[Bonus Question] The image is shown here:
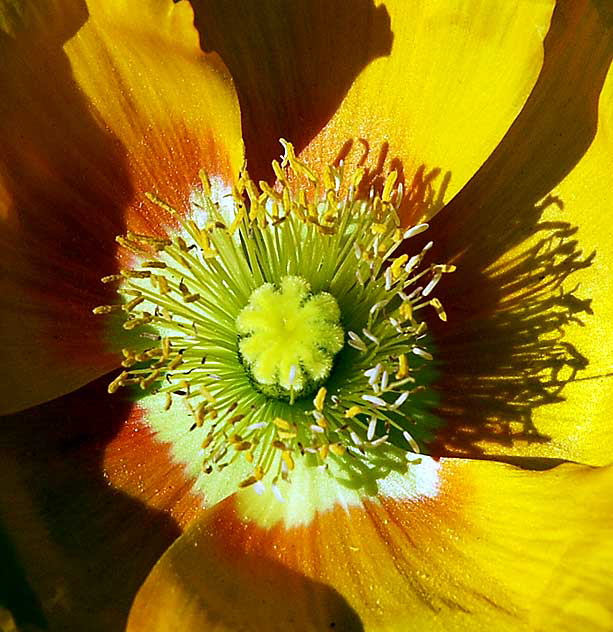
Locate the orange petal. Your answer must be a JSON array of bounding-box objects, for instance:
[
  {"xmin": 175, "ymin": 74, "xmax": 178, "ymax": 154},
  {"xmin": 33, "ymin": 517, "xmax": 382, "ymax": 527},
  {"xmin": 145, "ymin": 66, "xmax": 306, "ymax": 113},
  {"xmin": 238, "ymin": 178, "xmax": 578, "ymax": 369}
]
[
  {"xmin": 64, "ymin": 0, "xmax": 244, "ymax": 233},
  {"xmin": 102, "ymin": 396, "xmax": 203, "ymax": 531},
  {"xmin": 297, "ymin": 0, "xmax": 555, "ymax": 222},
  {"xmin": 128, "ymin": 459, "xmax": 613, "ymax": 631},
  {"xmin": 0, "ymin": 0, "xmax": 243, "ymax": 413},
  {"xmin": 428, "ymin": 1, "xmax": 613, "ymax": 465}
]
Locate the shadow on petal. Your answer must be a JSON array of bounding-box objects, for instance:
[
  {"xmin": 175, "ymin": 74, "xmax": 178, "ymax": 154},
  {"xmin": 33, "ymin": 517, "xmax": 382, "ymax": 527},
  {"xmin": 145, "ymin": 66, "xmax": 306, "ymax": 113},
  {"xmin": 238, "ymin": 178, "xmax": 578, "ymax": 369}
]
[
  {"xmin": 191, "ymin": 0, "xmax": 393, "ymax": 182},
  {"xmin": 0, "ymin": 1, "xmax": 134, "ymax": 413},
  {"xmin": 431, "ymin": 206, "xmax": 595, "ymax": 459},
  {"xmin": 128, "ymin": 496, "xmax": 364, "ymax": 632},
  {"xmin": 416, "ymin": 0, "xmax": 613, "ymax": 460},
  {"xmin": 0, "ymin": 376, "xmax": 184, "ymax": 632},
  {"xmin": 330, "ymin": 138, "xmax": 452, "ymax": 224}
]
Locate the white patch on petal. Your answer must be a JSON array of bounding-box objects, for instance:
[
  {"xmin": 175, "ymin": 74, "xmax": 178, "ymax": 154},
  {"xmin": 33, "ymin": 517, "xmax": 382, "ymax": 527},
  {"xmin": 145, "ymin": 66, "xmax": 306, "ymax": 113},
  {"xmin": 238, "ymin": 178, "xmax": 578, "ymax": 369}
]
[
  {"xmin": 140, "ymin": 386, "xmax": 441, "ymax": 529},
  {"xmin": 137, "ymin": 393, "xmax": 207, "ymax": 503},
  {"xmin": 140, "ymin": 392, "xmax": 258, "ymax": 508},
  {"xmin": 188, "ymin": 176, "xmax": 236, "ymax": 229},
  {"xmin": 378, "ymin": 456, "xmax": 441, "ymax": 500},
  {"xmin": 237, "ymin": 462, "xmax": 365, "ymax": 528},
  {"xmin": 237, "ymin": 455, "xmax": 441, "ymax": 529},
  {"xmin": 141, "ymin": 390, "xmax": 442, "ymax": 525}
]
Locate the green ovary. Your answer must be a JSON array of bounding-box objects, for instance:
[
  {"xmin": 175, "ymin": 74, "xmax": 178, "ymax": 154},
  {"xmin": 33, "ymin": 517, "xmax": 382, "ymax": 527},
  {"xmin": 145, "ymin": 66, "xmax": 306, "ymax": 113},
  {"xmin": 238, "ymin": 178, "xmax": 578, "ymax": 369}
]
[{"xmin": 236, "ymin": 276, "xmax": 344, "ymax": 399}]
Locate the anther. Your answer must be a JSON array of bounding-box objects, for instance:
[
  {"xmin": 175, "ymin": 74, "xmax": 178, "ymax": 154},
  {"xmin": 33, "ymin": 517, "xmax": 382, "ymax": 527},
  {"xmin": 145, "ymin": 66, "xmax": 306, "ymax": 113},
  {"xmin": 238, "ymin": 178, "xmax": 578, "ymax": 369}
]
[
  {"xmin": 402, "ymin": 430, "xmax": 421, "ymax": 453},
  {"xmin": 108, "ymin": 371, "xmax": 128, "ymax": 394},
  {"xmin": 412, "ymin": 347, "xmax": 433, "ymax": 361},
  {"xmin": 362, "ymin": 394, "xmax": 387, "ymax": 408},
  {"xmin": 92, "ymin": 304, "xmax": 123, "ymax": 314},
  {"xmin": 367, "ymin": 417, "xmax": 378, "ymax": 441},
  {"xmin": 101, "ymin": 274, "xmax": 123, "ymax": 284},
  {"xmin": 314, "ymin": 387, "xmax": 327, "ymax": 412},
  {"xmin": 403, "ymin": 223, "xmax": 429, "ymax": 239},
  {"xmin": 329, "ymin": 443, "xmax": 346, "ymax": 456},
  {"xmin": 121, "ymin": 269, "xmax": 151, "ymax": 279},
  {"xmin": 396, "ymin": 354, "xmax": 409, "ymax": 379},
  {"xmin": 124, "ymin": 296, "xmax": 145, "ymax": 311}
]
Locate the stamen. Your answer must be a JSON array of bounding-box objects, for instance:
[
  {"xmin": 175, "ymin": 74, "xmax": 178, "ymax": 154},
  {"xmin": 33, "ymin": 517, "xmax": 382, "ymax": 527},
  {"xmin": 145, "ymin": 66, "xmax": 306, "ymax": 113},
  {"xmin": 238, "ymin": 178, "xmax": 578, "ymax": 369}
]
[
  {"xmin": 96, "ymin": 139, "xmax": 452, "ymax": 493},
  {"xmin": 367, "ymin": 416, "xmax": 378, "ymax": 441},
  {"xmin": 314, "ymin": 387, "xmax": 327, "ymax": 412},
  {"xmin": 361, "ymin": 394, "xmax": 387, "ymax": 408}
]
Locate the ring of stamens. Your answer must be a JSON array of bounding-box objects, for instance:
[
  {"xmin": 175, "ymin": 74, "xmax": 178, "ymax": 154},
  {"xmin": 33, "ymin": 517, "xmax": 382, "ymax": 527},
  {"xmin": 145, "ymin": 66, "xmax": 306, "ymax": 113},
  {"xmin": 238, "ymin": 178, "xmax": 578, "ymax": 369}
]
[{"xmin": 95, "ymin": 139, "xmax": 454, "ymax": 491}]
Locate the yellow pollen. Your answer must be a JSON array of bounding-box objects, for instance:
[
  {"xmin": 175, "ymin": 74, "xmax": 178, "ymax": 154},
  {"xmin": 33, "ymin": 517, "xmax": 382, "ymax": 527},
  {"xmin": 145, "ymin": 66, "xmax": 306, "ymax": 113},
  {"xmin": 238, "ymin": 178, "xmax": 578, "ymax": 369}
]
[
  {"xmin": 396, "ymin": 354, "xmax": 410, "ymax": 380},
  {"xmin": 345, "ymin": 406, "xmax": 363, "ymax": 418},
  {"xmin": 390, "ymin": 254, "xmax": 409, "ymax": 279},
  {"xmin": 329, "ymin": 443, "xmax": 346, "ymax": 457},
  {"xmin": 282, "ymin": 450, "xmax": 295, "ymax": 471},
  {"xmin": 399, "ymin": 302, "xmax": 413, "ymax": 322},
  {"xmin": 273, "ymin": 417, "xmax": 292, "ymax": 430}
]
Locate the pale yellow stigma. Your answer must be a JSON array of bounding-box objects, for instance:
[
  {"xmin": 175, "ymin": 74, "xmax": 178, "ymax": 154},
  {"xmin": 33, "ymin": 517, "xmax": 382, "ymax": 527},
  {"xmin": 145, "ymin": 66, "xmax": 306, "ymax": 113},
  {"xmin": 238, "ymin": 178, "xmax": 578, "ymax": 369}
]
[{"xmin": 236, "ymin": 276, "xmax": 344, "ymax": 399}]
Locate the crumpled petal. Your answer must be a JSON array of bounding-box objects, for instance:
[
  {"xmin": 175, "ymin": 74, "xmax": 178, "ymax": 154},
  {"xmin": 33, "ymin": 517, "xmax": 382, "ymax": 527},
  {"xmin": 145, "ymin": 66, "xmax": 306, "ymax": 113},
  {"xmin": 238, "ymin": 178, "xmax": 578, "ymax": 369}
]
[{"xmin": 127, "ymin": 458, "xmax": 613, "ymax": 631}]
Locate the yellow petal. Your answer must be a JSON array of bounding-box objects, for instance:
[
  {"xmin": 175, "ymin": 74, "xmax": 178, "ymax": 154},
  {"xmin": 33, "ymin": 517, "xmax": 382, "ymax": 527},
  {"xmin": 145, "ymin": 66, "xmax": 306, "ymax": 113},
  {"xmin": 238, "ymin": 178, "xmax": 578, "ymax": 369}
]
[
  {"xmin": 429, "ymin": 1, "xmax": 613, "ymax": 466},
  {"xmin": 127, "ymin": 459, "xmax": 613, "ymax": 631},
  {"xmin": 297, "ymin": 0, "xmax": 555, "ymax": 222},
  {"xmin": 0, "ymin": 0, "xmax": 243, "ymax": 413}
]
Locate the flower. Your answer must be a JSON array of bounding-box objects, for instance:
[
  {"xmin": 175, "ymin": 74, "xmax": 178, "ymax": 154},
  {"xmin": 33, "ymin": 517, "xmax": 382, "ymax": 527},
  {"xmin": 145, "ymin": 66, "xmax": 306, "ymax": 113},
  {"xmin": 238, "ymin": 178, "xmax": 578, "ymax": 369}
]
[{"xmin": 1, "ymin": 1, "xmax": 612, "ymax": 631}]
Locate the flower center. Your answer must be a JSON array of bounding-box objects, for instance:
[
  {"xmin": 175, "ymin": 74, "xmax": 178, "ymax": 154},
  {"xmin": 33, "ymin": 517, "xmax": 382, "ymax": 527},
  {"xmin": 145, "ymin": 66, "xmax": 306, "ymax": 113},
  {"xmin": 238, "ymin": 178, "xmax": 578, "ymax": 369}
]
[
  {"xmin": 237, "ymin": 276, "xmax": 344, "ymax": 401},
  {"xmin": 94, "ymin": 140, "xmax": 454, "ymax": 493}
]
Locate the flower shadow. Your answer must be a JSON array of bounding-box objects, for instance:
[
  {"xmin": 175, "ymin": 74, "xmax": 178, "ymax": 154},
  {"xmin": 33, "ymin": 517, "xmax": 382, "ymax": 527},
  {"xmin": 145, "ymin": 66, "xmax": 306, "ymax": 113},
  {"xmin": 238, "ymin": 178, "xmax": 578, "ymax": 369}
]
[
  {"xmin": 422, "ymin": 0, "xmax": 613, "ymax": 462},
  {"xmin": 431, "ymin": 205, "xmax": 594, "ymax": 460},
  {"xmin": 190, "ymin": 0, "xmax": 394, "ymax": 182},
  {"xmin": 333, "ymin": 137, "xmax": 452, "ymax": 224}
]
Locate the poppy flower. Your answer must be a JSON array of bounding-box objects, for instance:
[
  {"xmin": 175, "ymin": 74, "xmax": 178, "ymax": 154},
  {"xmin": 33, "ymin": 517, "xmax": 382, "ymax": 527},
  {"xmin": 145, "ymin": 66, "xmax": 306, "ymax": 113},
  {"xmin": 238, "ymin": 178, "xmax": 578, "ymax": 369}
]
[{"xmin": 1, "ymin": 1, "xmax": 612, "ymax": 631}]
